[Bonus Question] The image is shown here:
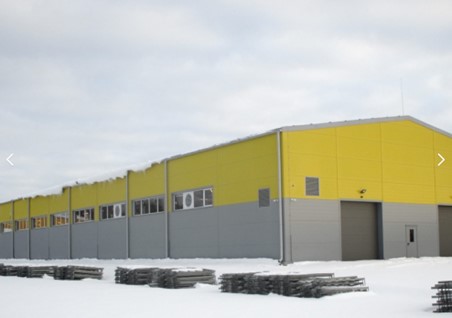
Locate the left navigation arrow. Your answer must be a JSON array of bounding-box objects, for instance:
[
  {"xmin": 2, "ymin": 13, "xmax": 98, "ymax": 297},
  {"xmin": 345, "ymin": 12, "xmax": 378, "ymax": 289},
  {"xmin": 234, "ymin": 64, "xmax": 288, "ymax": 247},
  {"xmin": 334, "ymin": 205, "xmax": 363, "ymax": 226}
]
[{"xmin": 6, "ymin": 153, "xmax": 14, "ymax": 166}]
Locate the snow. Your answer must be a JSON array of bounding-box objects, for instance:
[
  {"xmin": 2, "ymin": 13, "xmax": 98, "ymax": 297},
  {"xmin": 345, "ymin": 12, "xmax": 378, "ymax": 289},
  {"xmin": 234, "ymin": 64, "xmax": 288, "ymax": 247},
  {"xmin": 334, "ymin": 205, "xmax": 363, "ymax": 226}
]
[{"xmin": 1, "ymin": 257, "xmax": 450, "ymax": 317}]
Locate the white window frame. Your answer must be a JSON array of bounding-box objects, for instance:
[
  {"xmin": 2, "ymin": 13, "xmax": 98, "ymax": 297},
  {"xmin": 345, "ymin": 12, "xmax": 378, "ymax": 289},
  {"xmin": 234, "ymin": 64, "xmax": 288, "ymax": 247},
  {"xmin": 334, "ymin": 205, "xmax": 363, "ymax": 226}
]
[
  {"xmin": 31, "ymin": 215, "xmax": 47, "ymax": 229},
  {"xmin": 72, "ymin": 207, "xmax": 95, "ymax": 224},
  {"xmin": 99, "ymin": 202, "xmax": 126, "ymax": 220},
  {"xmin": 173, "ymin": 187, "xmax": 213, "ymax": 211},
  {"xmin": 132, "ymin": 195, "xmax": 165, "ymax": 216},
  {"xmin": 0, "ymin": 221, "xmax": 13, "ymax": 233},
  {"xmin": 50, "ymin": 211, "xmax": 69, "ymax": 227}
]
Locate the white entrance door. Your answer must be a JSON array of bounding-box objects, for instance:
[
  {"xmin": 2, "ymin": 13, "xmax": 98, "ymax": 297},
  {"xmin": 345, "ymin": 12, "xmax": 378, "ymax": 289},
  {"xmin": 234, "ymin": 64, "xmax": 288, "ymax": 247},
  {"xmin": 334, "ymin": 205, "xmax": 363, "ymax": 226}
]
[{"xmin": 406, "ymin": 225, "xmax": 419, "ymax": 258}]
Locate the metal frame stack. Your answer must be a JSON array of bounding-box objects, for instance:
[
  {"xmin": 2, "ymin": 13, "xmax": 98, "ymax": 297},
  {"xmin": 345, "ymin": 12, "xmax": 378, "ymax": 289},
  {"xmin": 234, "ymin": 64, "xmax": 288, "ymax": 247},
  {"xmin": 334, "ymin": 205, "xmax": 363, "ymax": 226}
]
[
  {"xmin": 115, "ymin": 267, "xmax": 157, "ymax": 285},
  {"xmin": 432, "ymin": 281, "xmax": 452, "ymax": 313},
  {"xmin": 115, "ymin": 267, "xmax": 216, "ymax": 288},
  {"xmin": 54, "ymin": 266, "xmax": 103, "ymax": 280},
  {"xmin": 220, "ymin": 272, "xmax": 368, "ymax": 298}
]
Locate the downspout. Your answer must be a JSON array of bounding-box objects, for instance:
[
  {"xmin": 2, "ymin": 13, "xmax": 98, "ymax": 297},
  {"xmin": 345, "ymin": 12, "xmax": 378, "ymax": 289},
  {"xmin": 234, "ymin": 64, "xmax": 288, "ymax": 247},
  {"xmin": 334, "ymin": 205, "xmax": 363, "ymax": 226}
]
[
  {"xmin": 126, "ymin": 171, "xmax": 130, "ymax": 259},
  {"xmin": 11, "ymin": 201, "xmax": 15, "ymax": 258},
  {"xmin": 68, "ymin": 187, "xmax": 72, "ymax": 259},
  {"xmin": 277, "ymin": 130, "xmax": 286, "ymax": 264},
  {"xmin": 164, "ymin": 160, "xmax": 169, "ymax": 258},
  {"xmin": 27, "ymin": 197, "xmax": 31, "ymax": 260}
]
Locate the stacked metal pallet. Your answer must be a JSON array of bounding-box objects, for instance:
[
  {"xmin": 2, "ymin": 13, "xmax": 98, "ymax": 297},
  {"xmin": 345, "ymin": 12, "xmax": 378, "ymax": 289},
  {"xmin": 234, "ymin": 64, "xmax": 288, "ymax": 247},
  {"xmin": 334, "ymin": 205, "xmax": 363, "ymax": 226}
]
[
  {"xmin": 219, "ymin": 272, "xmax": 257, "ymax": 294},
  {"xmin": 0, "ymin": 264, "xmax": 15, "ymax": 276},
  {"xmin": 115, "ymin": 267, "xmax": 157, "ymax": 285},
  {"xmin": 148, "ymin": 268, "xmax": 216, "ymax": 288},
  {"xmin": 432, "ymin": 281, "xmax": 452, "ymax": 313},
  {"xmin": 21, "ymin": 266, "xmax": 56, "ymax": 278},
  {"xmin": 54, "ymin": 266, "xmax": 103, "ymax": 280},
  {"xmin": 220, "ymin": 272, "xmax": 368, "ymax": 298}
]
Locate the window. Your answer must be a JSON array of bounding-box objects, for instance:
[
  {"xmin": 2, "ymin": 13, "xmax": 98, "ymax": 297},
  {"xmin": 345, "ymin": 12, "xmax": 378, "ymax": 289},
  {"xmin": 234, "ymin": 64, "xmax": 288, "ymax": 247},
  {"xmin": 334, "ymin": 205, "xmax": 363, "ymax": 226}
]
[
  {"xmin": 15, "ymin": 219, "xmax": 28, "ymax": 231},
  {"xmin": 99, "ymin": 202, "xmax": 126, "ymax": 220},
  {"xmin": 133, "ymin": 196, "xmax": 165, "ymax": 216},
  {"xmin": 258, "ymin": 188, "xmax": 270, "ymax": 208},
  {"xmin": 32, "ymin": 215, "xmax": 47, "ymax": 229},
  {"xmin": 73, "ymin": 208, "xmax": 95, "ymax": 224},
  {"xmin": 51, "ymin": 212, "xmax": 69, "ymax": 226},
  {"xmin": 174, "ymin": 188, "xmax": 213, "ymax": 211},
  {"xmin": 305, "ymin": 177, "xmax": 320, "ymax": 196},
  {"xmin": 0, "ymin": 222, "xmax": 13, "ymax": 233}
]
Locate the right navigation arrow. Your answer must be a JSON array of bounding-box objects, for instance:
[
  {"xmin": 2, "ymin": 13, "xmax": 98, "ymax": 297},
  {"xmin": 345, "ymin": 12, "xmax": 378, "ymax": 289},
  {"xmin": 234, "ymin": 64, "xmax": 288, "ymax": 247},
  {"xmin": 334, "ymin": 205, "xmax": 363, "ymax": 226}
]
[{"xmin": 438, "ymin": 153, "xmax": 446, "ymax": 167}]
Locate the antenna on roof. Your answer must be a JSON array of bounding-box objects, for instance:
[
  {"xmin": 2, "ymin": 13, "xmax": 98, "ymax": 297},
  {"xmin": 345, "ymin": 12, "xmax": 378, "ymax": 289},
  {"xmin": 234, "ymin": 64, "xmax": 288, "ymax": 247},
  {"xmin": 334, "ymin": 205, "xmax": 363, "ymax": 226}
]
[{"xmin": 400, "ymin": 78, "xmax": 405, "ymax": 115}]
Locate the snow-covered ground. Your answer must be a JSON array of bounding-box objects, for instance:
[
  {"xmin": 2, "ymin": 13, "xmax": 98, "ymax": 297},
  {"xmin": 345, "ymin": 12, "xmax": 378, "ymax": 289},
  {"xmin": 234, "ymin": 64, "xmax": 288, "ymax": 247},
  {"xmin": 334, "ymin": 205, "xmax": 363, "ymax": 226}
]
[{"xmin": 1, "ymin": 257, "xmax": 450, "ymax": 317}]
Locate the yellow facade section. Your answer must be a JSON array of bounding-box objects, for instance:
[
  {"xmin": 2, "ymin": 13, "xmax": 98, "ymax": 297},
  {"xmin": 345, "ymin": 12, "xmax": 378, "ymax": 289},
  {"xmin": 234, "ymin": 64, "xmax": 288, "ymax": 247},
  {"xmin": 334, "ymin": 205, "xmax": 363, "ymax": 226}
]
[
  {"xmin": 48, "ymin": 188, "xmax": 70, "ymax": 213},
  {"xmin": 129, "ymin": 163, "xmax": 165, "ymax": 200},
  {"xmin": 13, "ymin": 199, "xmax": 29, "ymax": 219},
  {"xmin": 283, "ymin": 120, "xmax": 452, "ymax": 205},
  {"xmin": 71, "ymin": 183, "xmax": 98, "ymax": 220},
  {"xmin": 168, "ymin": 134, "xmax": 278, "ymax": 207},
  {"xmin": 30, "ymin": 195, "xmax": 50, "ymax": 218},
  {"xmin": 0, "ymin": 202, "xmax": 13, "ymax": 222},
  {"xmin": 434, "ymin": 131, "xmax": 452, "ymax": 203},
  {"xmin": 97, "ymin": 178, "xmax": 126, "ymax": 205}
]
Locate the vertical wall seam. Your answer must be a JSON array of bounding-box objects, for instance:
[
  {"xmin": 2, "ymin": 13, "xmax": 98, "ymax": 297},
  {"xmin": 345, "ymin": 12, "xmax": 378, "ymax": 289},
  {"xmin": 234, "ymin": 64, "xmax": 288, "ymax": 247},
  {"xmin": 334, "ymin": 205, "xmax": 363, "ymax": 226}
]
[
  {"xmin": 11, "ymin": 201, "xmax": 15, "ymax": 258},
  {"xmin": 68, "ymin": 187, "xmax": 72, "ymax": 259},
  {"xmin": 164, "ymin": 159, "xmax": 170, "ymax": 258},
  {"xmin": 277, "ymin": 130, "xmax": 285, "ymax": 264},
  {"xmin": 126, "ymin": 171, "xmax": 130, "ymax": 259},
  {"xmin": 27, "ymin": 198, "xmax": 30, "ymax": 259}
]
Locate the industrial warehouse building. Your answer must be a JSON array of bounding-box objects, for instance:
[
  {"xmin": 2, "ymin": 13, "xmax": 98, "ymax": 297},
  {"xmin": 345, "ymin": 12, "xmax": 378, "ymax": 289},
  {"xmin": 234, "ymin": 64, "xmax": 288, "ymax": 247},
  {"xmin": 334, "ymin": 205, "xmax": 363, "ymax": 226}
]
[{"xmin": 0, "ymin": 116, "xmax": 451, "ymax": 262}]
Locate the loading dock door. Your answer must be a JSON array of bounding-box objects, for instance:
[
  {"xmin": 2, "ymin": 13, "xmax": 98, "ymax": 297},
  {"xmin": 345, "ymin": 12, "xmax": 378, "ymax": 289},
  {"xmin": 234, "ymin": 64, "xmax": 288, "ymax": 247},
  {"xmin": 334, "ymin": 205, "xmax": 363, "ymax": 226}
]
[
  {"xmin": 439, "ymin": 206, "xmax": 452, "ymax": 256},
  {"xmin": 341, "ymin": 202, "xmax": 378, "ymax": 261}
]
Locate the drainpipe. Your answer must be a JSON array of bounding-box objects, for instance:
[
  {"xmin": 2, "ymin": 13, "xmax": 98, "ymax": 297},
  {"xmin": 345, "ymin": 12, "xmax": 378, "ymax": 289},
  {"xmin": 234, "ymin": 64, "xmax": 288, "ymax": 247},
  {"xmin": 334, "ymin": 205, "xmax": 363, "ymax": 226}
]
[
  {"xmin": 164, "ymin": 160, "xmax": 170, "ymax": 258},
  {"xmin": 27, "ymin": 197, "xmax": 31, "ymax": 260},
  {"xmin": 67, "ymin": 187, "xmax": 72, "ymax": 259},
  {"xmin": 126, "ymin": 171, "xmax": 130, "ymax": 259},
  {"xmin": 277, "ymin": 130, "xmax": 286, "ymax": 264},
  {"xmin": 11, "ymin": 201, "xmax": 15, "ymax": 258}
]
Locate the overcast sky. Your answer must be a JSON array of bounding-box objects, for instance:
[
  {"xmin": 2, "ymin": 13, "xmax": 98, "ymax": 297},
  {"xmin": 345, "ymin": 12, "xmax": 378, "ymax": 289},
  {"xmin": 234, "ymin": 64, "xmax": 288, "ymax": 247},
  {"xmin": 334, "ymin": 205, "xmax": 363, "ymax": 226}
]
[{"xmin": 1, "ymin": 0, "xmax": 451, "ymax": 202}]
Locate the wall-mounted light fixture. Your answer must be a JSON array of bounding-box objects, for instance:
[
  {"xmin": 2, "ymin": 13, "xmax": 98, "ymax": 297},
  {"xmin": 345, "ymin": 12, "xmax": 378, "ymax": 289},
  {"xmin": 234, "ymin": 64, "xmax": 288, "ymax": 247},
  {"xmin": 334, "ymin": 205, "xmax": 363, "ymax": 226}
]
[{"xmin": 359, "ymin": 188, "xmax": 367, "ymax": 194}]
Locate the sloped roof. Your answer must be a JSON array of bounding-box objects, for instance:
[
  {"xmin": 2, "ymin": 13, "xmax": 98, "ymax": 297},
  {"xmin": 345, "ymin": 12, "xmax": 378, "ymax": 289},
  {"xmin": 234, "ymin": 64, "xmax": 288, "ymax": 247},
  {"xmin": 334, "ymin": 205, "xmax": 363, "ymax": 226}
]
[{"xmin": 276, "ymin": 115, "xmax": 452, "ymax": 138}]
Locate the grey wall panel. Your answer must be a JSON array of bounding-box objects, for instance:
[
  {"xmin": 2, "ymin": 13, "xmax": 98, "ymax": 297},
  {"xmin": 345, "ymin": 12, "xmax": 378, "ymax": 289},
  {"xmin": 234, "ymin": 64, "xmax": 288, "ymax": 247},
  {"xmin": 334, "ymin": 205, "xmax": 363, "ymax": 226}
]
[
  {"xmin": 217, "ymin": 203, "xmax": 279, "ymax": 258},
  {"xmin": 285, "ymin": 199, "xmax": 341, "ymax": 262},
  {"xmin": 170, "ymin": 207, "xmax": 219, "ymax": 258},
  {"xmin": 98, "ymin": 218, "xmax": 127, "ymax": 259},
  {"xmin": 439, "ymin": 206, "xmax": 452, "ymax": 256},
  {"xmin": 382, "ymin": 203, "xmax": 439, "ymax": 258},
  {"xmin": 170, "ymin": 202, "xmax": 280, "ymax": 259},
  {"xmin": 14, "ymin": 231, "xmax": 29, "ymax": 259},
  {"xmin": 49, "ymin": 226, "xmax": 69, "ymax": 259},
  {"xmin": 30, "ymin": 229, "xmax": 49, "ymax": 259},
  {"xmin": 0, "ymin": 233, "xmax": 13, "ymax": 258},
  {"xmin": 71, "ymin": 222, "xmax": 98, "ymax": 259},
  {"xmin": 129, "ymin": 213, "xmax": 166, "ymax": 259}
]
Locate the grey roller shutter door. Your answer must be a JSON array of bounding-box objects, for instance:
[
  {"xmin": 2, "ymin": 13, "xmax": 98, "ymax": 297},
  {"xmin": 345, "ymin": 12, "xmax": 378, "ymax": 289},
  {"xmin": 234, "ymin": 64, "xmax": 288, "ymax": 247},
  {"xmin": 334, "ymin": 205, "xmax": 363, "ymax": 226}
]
[
  {"xmin": 341, "ymin": 202, "xmax": 378, "ymax": 261},
  {"xmin": 439, "ymin": 206, "xmax": 452, "ymax": 256}
]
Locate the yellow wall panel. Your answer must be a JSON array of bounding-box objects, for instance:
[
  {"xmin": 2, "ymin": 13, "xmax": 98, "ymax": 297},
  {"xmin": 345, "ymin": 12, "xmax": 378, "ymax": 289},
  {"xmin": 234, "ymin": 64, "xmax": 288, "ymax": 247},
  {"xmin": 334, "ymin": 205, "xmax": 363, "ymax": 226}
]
[
  {"xmin": 129, "ymin": 164, "xmax": 165, "ymax": 200},
  {"xmin": 13, "ymin": 199, "xmax": 28, "ymax": 219},
  {"xmin": 0, "ymin": 202, "xmax": 13, "ymax": 222},
  {"xmin": 169, "ymin": 134, "xmax": 278, "ymax": 206},
  {"xmin": 71, "ymin": 183, "xmax": 98, "ymax": 220},
  {"xmin": 97, "ymin": 178, "xmax": 126, "ymax": 205},
  {"xmin": 30, "ymin": 196, "xmax": 50, "ymax": 217},
  {"xmin": 283, "ymin": 119, "xmax": 452, "ymax": 204},
  {"xmin": 48, "ymin": 189, "xmax": 69, "ymax": 213}
]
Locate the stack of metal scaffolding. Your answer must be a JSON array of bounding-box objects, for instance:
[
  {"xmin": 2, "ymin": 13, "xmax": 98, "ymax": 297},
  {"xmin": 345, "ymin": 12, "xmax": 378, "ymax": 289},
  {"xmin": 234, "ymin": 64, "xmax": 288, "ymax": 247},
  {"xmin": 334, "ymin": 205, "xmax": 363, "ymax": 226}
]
[
  {"xmin": 220, "ymin": 272, "xmax": 368, "ymax": 298},
  {"xmin": 148, "ymin": 268, "xmax": 216, "ymax": 288},
  {"xmin": 17, "ymin": 266, "xmax": 56, "ymax": 278},
  {"xmin": 432, "ymin": 281, "xmax": 452, "ymax": 313},
  {"xmin": 54, "ymin": 266, "xmax": 103, "ymax": 280},
  {"xmin": 115, "ymin": 267, "xmax": 157, "ymax": 285}
]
